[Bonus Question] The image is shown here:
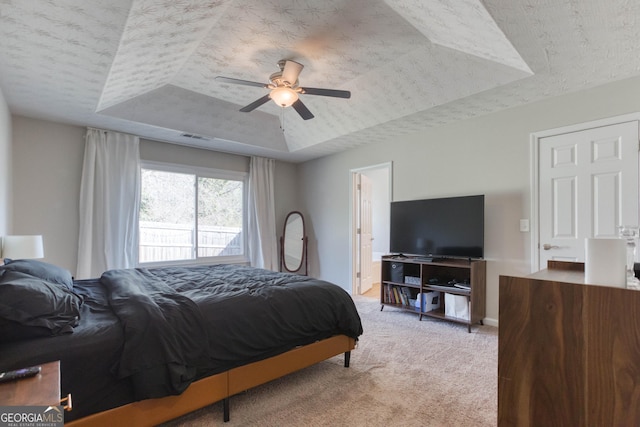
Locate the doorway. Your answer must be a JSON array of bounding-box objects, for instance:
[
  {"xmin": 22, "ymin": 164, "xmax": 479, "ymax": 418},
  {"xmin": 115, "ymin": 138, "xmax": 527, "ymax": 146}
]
[
  {"xmin": 350, "ymin": 163, "xmax": 392, "ymax": 296},
  {"xmin": 531, "ymin": 114, "xmax": 640, "ymax": 271}
]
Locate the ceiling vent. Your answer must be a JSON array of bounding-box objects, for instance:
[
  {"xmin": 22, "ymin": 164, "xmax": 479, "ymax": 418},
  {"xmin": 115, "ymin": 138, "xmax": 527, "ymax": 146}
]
[{"xmin": 180, "ymin": 133, "xmax": 210, "ymax": 141}]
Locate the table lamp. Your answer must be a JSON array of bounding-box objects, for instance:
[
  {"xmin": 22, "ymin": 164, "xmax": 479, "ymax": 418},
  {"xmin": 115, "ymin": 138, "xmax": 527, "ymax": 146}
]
[{"xmin": 1, "ymin": 235, "xmax": 44, "ymax": 260}]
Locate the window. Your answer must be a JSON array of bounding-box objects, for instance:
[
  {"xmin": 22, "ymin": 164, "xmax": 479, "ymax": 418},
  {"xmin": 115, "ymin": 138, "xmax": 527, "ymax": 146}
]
[{"xmin": 139, "ymin": 162, "xmax": 247, "ymax": 265}]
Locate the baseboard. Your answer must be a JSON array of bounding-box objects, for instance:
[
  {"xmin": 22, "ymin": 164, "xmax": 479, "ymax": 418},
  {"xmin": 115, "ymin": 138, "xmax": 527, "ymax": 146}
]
[{"xmin": 483, "ymin": 317, "xmax": 498, "ymax": 327}]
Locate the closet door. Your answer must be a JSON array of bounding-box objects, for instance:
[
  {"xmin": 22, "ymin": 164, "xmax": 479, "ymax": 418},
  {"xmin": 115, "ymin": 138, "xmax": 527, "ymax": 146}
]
[{"xmin": 538, "ymin": 121, "xmax": 639, "ymax": 267}]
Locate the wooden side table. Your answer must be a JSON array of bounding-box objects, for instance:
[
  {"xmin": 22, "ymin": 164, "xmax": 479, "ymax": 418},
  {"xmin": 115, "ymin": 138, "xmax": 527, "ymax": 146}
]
[{"xmin": 0, "ymin": 361, "xmax": 70, "ymax": 409}]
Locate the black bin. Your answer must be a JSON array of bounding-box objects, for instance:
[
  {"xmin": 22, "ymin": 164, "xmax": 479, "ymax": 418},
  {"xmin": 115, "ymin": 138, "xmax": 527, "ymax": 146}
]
[{"xmin": 389, "ymin": 262, "xmax": 404, "ymax": 283}]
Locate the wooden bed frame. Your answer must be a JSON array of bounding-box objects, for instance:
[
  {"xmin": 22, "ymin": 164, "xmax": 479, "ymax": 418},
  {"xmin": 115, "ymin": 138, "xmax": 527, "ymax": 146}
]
[{"xmin": 66, "ymin": 335, "xmax": 356, "ymax": 426}]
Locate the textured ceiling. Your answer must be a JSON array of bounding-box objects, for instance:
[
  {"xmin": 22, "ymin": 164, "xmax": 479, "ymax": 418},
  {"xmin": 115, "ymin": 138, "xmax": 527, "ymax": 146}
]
[{"xmin": 1, "ymin": 0, "xmax": 639, "ymax": 162}]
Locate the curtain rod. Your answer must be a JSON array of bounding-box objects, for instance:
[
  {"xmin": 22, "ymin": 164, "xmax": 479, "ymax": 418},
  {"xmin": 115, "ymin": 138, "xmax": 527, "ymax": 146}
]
[
  {"xmin": 86, "ymin": 126, "xmax": 107, "ymax": 134},
  {"xmin": 87, "ymin": 127, "xmax": 139, "ymax": 138}
]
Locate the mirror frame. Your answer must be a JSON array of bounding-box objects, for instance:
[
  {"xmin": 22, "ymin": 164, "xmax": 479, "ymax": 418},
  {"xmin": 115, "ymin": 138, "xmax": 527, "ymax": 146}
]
[{"xmin": 280, "ymin": 211, "xmax": 308, "ymax": 275}]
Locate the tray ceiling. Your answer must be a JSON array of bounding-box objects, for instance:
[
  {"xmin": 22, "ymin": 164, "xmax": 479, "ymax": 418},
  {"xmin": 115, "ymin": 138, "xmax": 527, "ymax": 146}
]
[{"xmin": 1, "ymin": 0, "xmax": 639, "ymax": 162}]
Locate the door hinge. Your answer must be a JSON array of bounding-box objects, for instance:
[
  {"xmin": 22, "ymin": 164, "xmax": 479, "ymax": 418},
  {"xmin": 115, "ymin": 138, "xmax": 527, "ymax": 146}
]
[
  {"xmin": 357, "ymin": 184, "xmax": 361, "ymax": 190},
  {"xmin": 356, "ymin": 272, "xmax": 361, "ymax": 279},
  {"xmin": 356, "ymin": 228, "xmax": 361, "ymax": 234}
]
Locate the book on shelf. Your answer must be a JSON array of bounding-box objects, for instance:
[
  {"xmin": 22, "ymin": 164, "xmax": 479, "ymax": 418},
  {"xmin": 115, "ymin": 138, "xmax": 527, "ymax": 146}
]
[
  {"xmin": 384, "ymin": 284, "xmax": 393, "ymax": 303},
  {"xmin": 393, "ymin": 287, "xmax": 401, "ymax": 304},
  {"xmin": 384, "ymin": 284, "xmax": 417, "ymax": 307},
  {"xmin": 400, "ymin": 287, "xmax": 411, "ymax": 306}
]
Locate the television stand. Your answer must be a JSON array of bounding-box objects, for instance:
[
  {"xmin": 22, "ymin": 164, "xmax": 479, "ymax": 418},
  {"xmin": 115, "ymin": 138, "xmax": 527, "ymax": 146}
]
[
  {"xmin": 413, "ymin": 256, "xmax": 453, "ymax": 263},
  {"xmin": 379, "ymin": 255, "xmax": 486, "ymax": 332}
]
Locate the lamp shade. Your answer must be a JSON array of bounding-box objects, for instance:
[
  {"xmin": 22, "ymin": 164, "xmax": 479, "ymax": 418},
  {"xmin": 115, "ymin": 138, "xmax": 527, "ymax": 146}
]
[
  {"xmin": 270, "ymin": 86, "xmax": 299, "ymax": 107},
  {"xmin": 2, "ymin": 235, "xmax": 44, "ymax": 260}
]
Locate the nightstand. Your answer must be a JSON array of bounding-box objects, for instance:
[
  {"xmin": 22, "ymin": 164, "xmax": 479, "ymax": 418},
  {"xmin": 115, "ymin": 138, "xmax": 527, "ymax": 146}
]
[{"xmin": 0, "ymin": 361, "xmax": 71, "ymax": 409}]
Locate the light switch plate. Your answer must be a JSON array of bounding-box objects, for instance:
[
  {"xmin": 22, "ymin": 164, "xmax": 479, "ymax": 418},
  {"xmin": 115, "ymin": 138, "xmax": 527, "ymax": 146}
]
[{"xmin": 520, "ymin": 219, "xmax": 530, "ymax": 232}]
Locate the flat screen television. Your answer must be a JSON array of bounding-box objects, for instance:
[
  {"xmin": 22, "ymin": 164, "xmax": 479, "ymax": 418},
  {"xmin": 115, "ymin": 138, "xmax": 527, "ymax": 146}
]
[{"xmin": 389, "ymin": 195, "xmax": 484, "ymax": 259}]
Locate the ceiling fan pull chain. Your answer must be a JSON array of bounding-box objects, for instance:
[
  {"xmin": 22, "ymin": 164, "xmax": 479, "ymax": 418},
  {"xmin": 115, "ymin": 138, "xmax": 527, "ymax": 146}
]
[{"xmin": 280, "ymin": 107, "xmax": 285, "ymax": 132}]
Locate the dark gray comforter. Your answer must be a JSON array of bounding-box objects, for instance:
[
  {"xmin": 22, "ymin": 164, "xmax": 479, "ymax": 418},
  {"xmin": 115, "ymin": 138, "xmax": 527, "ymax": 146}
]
[{"xmin": 100, "ymin": 264, "xmax": 363, "ymax": 400}]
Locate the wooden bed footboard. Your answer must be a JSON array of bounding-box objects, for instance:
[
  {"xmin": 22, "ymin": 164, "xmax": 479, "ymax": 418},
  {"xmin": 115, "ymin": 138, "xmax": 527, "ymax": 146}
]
[{"xmin": 66, "ymin": 335, "xmax": 356, "ymax": 427}]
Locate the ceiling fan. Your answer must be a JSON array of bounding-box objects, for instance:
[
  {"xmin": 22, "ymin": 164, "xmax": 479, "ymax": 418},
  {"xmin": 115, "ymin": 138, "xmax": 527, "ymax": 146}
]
[{"xmin": 215, "ymin": 60, "xmax": 351, "ymax": 120}]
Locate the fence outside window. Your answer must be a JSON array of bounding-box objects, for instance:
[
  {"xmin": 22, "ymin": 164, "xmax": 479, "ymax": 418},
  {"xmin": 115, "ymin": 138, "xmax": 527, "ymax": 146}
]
[{"xmin": 139, "ymin": 221, "xmax": 242, "ymax": 263}]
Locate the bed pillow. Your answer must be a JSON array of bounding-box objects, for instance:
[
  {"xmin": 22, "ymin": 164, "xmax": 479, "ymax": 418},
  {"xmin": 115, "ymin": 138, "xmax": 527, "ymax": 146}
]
[
  {"xmin": 0, "ymin": 269, "xmax": 82, "ymax": 342},
  {"xmin": 0, "ymin": 318, "xmax": 54, "ymax": 342},
  {"xmin": 1, "ymin": 259, "xmax": 74, "ymax": 290}
]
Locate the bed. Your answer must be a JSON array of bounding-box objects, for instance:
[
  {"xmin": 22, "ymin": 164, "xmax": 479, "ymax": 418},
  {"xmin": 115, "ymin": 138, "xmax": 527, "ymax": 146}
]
[{"xmin": 0, "ymin": 260, "xmax": 363, "ymax": 425}]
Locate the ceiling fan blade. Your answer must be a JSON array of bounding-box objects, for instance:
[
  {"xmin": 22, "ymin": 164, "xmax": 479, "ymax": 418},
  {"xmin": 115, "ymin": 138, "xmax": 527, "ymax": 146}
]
[
  {"xmin": 215, "ymin": 76, "xmax": 268, "ymax": 88},
  {"xmin": 292, "ymin": 99, "xmax": 314, "ymax": 120},
  {"xmin": 299, "ymin": 87, "xmax": 351, "ymax": 99},
  {"xmin": 239, "ymin": 94, "xmax": 272, "ymax": 112},
  {"xmin": 282, "ymin": 60, "xmax": 304, "ymax": 86}
]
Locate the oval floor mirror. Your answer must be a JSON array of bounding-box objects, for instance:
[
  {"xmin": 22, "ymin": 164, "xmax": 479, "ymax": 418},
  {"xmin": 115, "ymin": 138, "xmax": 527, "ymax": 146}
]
[{"xmin": 280, "ymin": 211, "xmax": 308, "ymax": 275}]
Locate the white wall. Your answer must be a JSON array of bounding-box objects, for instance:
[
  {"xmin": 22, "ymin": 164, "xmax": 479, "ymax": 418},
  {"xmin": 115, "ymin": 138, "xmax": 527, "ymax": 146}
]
[
  {"xmin": 11, "ymin": 116, "xmax": 85, "ymax": 272},
  {"xmin": 0, "ymin": 88, "xmax": 10, "ymax": 237},
  {"xmin": 139, "ymin": 138, "xmax": 249, "ymax": 172},
  {"xmin": 298, "ymin": 74, "xmax": 640, "ymax": 325},
  {"xmin": 11, "ymin": 117, "xmax": 299, "ymax": 276},
  {"xmin": 273, "ymin": 161, "xmax": 300, "ymax": 238}
]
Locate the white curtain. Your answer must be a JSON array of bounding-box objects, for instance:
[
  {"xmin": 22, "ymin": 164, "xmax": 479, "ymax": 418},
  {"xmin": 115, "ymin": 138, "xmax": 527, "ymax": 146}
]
[
  {"xmin": 76, "ymin": 129, "xmax": 140, "ymax": 279},
  {"xmin": 247, "ymin": 156, "xmax": 278, "ymax": 270}
]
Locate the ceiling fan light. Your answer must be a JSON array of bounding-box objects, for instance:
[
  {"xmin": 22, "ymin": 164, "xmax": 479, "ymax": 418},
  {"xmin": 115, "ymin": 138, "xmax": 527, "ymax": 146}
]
[{"xmin": 270, "ymin": 86, "xmax": 299, "ymax": 107}]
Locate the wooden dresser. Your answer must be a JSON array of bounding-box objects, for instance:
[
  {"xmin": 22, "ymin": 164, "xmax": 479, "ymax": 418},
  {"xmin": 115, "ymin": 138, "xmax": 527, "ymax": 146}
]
[{"xmin": 498, "ymin": 262, "xmax": 640, "ymax": 426}]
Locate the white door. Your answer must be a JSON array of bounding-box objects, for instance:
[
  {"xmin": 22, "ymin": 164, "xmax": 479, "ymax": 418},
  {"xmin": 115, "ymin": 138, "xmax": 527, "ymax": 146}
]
[
  {"xmin": 358, "ymin": 173, "xmax": 374, "ymax": 294},
  {"xmin": 539, "ymin": 121, "xmax": 639, "ymax": 268}
]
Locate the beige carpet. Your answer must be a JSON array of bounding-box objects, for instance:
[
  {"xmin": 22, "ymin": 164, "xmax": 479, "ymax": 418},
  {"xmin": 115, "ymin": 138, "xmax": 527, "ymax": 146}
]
[{"xmin": 161, "ymin": 295, "xmax": 498, "ymax": 426}]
